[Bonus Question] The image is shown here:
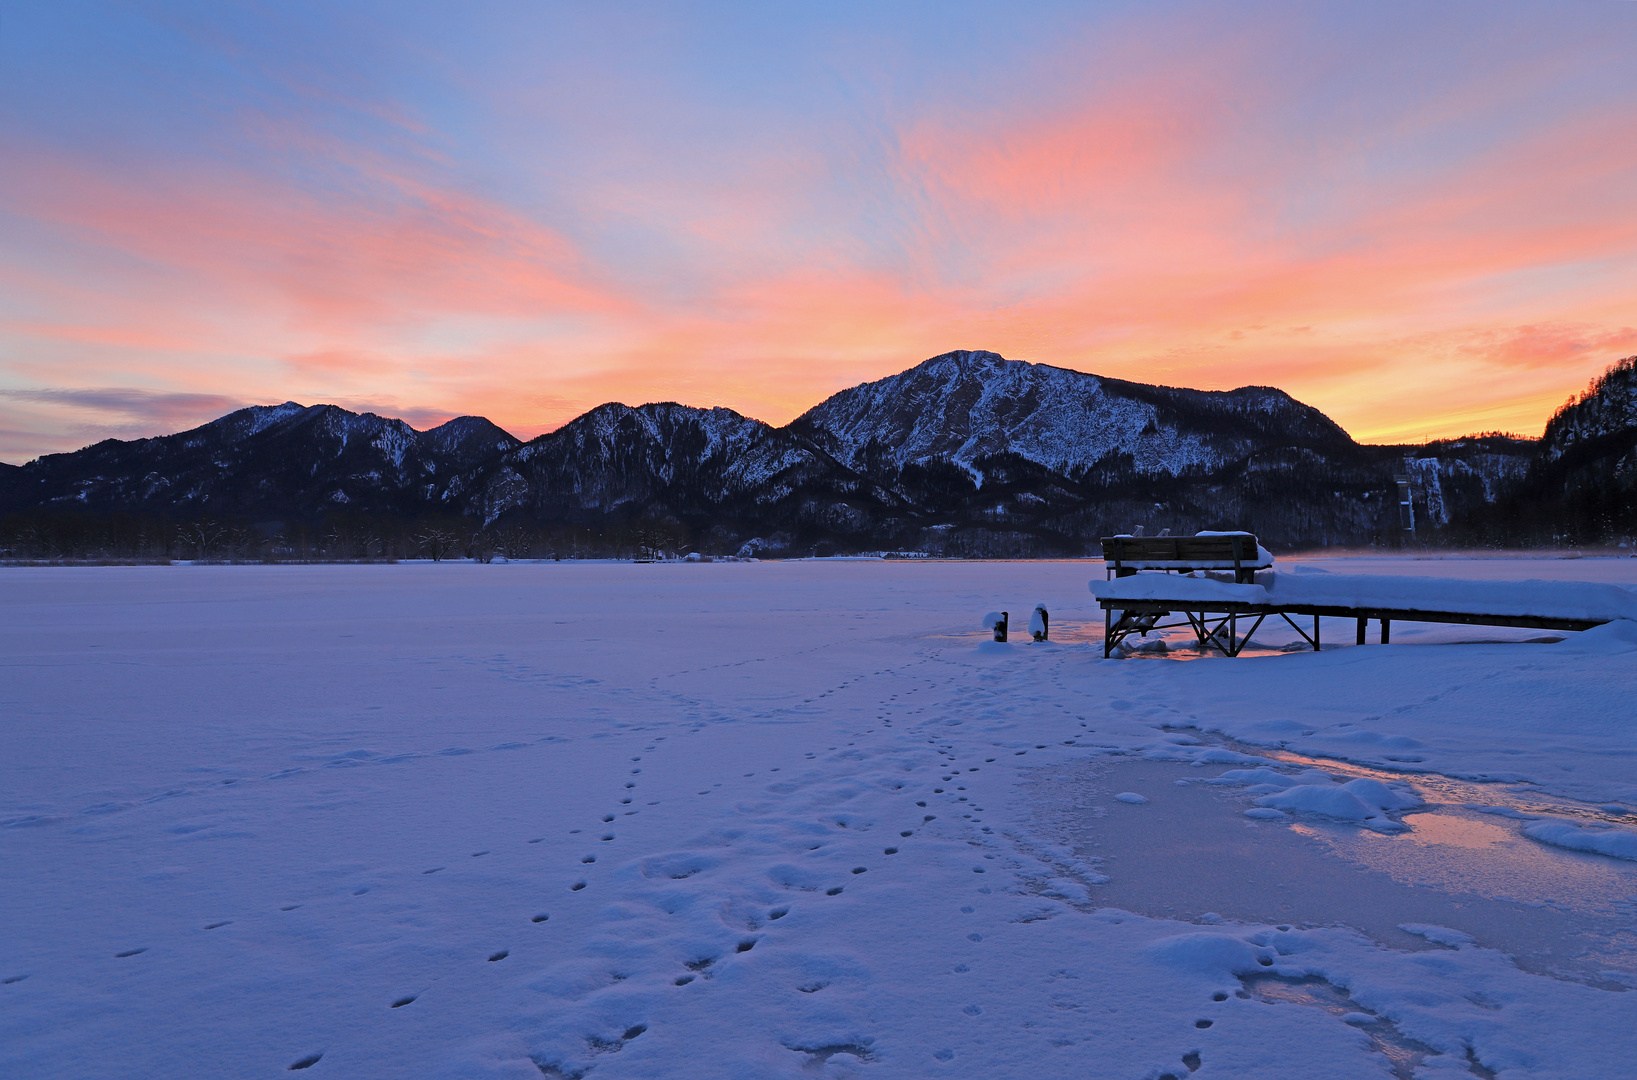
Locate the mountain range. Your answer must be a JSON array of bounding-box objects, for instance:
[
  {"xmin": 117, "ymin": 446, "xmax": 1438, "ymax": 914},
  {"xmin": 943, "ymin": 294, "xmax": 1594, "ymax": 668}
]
[{"xmin": 3, "ymin": 350, "xmax": 1632, "ymax": 556}]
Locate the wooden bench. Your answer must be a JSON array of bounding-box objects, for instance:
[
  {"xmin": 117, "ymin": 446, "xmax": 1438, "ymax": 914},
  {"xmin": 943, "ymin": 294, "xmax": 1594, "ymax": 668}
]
[{"xmin": 1101, "ymin": 533, "xmax": 1269, "ymax": 585}]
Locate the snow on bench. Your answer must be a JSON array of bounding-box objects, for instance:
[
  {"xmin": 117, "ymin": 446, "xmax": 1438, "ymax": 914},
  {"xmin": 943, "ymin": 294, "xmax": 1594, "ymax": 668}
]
[{"xmin": 1101, "ymin": 532, "xmax": 1274, "ymax": 584}]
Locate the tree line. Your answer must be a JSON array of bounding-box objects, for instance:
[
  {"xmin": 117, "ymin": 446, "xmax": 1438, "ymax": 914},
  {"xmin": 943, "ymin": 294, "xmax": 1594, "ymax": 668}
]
[{"xmin": 0, "ymin": 510, "xmax": 697, "ymax": 564}]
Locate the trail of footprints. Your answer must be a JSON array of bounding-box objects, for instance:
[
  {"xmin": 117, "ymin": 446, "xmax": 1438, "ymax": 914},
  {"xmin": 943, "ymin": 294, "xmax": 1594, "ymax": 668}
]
[{"xmin": 41, "ymin": 663, "xmax": 1072, "ymax": 1073}]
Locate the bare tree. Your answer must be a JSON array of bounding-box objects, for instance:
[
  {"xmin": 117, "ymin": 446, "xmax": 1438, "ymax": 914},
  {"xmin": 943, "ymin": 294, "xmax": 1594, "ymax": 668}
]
[
  {"xmin": 415, "ymin": 526, "xmax": 460, "ymax": 561},
  {"xmin": 179, "ymin": 520, "xmax": 228, "ymax": 561},
  {"xmin": 465, "ymin": 529, "xmax": 498, "ymax": 563}
]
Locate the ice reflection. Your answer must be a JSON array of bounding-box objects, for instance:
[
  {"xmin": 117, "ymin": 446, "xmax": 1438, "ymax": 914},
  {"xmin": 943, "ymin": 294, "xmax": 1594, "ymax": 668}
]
[
  {"xmin": 1389, "ymin": 813, "xmax": 1510, "ymax": 849},
  {"xmin": 1289, "ymin": 808, "xmax": 1633, "ymax": 919},
  {"xmin": 1027, "ymin": 758, "xmax": 1637, "ymax": 985},
  {"xmin": 1221, "ymin": 737, "xmax": 1634, "ymax": 829}
]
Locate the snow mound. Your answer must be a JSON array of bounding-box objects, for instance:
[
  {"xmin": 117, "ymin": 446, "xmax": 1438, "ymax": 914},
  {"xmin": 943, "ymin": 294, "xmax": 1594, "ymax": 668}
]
[
  {"xmin": 1253, "ymin": 777, "xmax": 1421, "ymax": 830},
  {"xmin": 1147, "ymin": 932, "xmax": 1267, "ymax": 976},
  {"xmin": 1522, "ymin": 821, "xmax": 1637, "ymax": 861},
  {"xmin": 1559, "ymin": 618, "xmax": 1637, "ymax": 654},
  {"xmin": 1114, "ymin": 792, "xmax": 1148, "ymax": 804}
]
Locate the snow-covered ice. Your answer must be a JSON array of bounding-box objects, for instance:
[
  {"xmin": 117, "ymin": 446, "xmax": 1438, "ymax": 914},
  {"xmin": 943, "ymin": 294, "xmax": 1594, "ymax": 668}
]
[
  {"xmin": 1523, "ymin": 822, "xmax": 1637, "ymax": 862},
  {"xmin": 3, "ymin": 558, "xmax": 1636, "ymax": 1079}
]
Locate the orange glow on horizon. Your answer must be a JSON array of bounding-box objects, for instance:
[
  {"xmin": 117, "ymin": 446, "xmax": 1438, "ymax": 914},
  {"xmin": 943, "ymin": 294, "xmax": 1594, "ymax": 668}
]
[{"xmin": 3, "ymin": 3, "xmax": 1635, "ymax": 460}]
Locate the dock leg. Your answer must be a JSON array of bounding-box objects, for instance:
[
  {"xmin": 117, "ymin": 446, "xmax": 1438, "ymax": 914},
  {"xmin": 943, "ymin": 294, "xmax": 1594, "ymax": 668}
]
[
  {"xmin": 1313, "ymin": 615, "xmax": 1321, "ymax": 652},
  {"xmin": 1381, "ymin": 619, "xmax": 1391, "ymax": 645},
  {"xmin": 1104, "ymin": 608, "xmax": 1112, "ymax": 658},
  {"xmin": 1229, "ymin": 613, "xmax": 1237, "ymax": 656},
  {"xmin": 1356, "ymin": 617, "xmax": 1366, "ymax": 645}
]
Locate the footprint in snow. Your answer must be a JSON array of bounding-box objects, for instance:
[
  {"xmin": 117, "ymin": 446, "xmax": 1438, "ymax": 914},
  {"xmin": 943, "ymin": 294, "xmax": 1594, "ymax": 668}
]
[{"xmin": 288, "ymin": 1053, "xmax": 322, "ymax": 1070}]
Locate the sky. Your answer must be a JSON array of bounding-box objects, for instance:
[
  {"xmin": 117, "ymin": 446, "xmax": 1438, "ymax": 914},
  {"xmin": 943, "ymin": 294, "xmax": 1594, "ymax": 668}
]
[{"xmin": 2, "ymin": 1, "xmax": 1636, "ymax": 463}]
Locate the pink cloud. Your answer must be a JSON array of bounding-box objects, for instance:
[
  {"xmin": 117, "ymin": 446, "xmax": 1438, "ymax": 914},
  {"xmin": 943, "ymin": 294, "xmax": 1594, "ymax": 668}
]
[{"xmin": 4, "ymin": 12, "xmax": 1636, "ymax": 458}]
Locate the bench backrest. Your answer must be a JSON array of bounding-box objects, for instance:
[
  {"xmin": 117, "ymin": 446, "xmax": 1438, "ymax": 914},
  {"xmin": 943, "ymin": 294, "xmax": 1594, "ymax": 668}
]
[{"xmin": 1100, "ymin": 534, "xmax": 1264, "ymax": 583}]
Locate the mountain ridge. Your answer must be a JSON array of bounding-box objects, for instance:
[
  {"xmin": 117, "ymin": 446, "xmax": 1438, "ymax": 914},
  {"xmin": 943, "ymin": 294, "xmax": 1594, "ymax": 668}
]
[{"xmin": 5, "ymin": 350, "xmax": 1629, "ymax": 554}]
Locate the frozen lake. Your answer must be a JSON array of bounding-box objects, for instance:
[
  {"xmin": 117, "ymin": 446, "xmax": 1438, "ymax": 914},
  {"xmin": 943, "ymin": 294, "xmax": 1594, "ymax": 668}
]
[{"xmin": 3, "ymin": 559, "xmax": 1635, "ymax": 1079}]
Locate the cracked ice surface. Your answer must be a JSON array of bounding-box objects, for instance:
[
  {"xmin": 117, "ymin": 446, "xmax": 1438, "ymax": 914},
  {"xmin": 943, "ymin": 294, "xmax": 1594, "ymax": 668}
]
[{"xmin": 2, "ymin": 560, "xmax": 1635, "ymax": 1079}]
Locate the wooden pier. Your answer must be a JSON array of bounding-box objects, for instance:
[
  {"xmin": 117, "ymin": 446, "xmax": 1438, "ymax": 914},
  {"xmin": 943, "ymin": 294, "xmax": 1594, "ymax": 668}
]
[
  {"xmin": 1098, "ymin": 596, "xmax": 1604, "ymax": 658},
  {"xmin": 1095, "ymin": 533, "xmax": 1618, "ymax": 658}
]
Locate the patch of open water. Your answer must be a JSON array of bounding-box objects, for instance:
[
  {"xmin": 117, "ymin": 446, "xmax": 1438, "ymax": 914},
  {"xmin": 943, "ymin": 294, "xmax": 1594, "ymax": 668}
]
[{"xmin": 1025, "ymin": 756, "xmax": 1637, "ymax": 987}]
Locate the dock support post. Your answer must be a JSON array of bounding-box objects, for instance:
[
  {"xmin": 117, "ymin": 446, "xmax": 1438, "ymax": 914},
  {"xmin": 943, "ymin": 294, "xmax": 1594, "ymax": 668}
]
[
  {"xmin": 1313, "ymin": 615, "xmax": 1321, "ymax": 652},
  {"xmin": 1356, "ymin": 617, "xmax": 1366, "ymax": 645},
  {"xmin": 1381, "ymin": 618, "xmax": 1391, "ymax": 645},
  {"xmin": 1229, "ymin": 613, "xmax": 1237, "ymax": 655}
]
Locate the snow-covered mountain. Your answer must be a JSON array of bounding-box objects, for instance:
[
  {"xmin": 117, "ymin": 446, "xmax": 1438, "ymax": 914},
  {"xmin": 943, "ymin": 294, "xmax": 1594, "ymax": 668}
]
[
  {"xmin": 1472, "ymin": 356, "xmax": 1637, "ymax": 543},
  {"xmin": 14, "ymin": 349, "xmax": 1624, "ymax": 552},
  {"xmin": 1540, "ymin": 357, "xmax": 1637, "ymax": 465},
  {"xmin": 447, "ymin": 402, "xmax": 850, "ymax": 525},
  {"xmin": 0, "ymin": 403, "xmax": 520, "ymax": 520},
  {"xmin": 792, "ymin": 350, "xmax": 1354, "ymax": 480}
]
